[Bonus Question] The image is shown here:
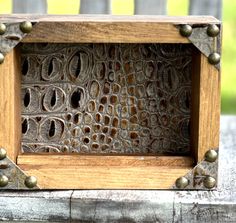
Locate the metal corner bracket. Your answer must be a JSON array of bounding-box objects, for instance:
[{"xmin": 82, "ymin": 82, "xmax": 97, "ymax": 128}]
[
  {"xmin": 0, "ymin": 148, "xmax": 39, "ymax": 190},
  {"xmin": 177, "ymin": 24, "xmax": 222, "ymax": 70},
  {"xmin": 172, "ymin": 149, "xmax": 218, "ymax": 190},
  {"xmin": 0, "ymin": 21, "xmax": 36, "ymax": 62}
]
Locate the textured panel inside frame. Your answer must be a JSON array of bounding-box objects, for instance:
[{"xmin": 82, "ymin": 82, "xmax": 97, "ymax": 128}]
[{"xmin": 20, "ymin": 43, "xmax": 193, "ymax": 155}]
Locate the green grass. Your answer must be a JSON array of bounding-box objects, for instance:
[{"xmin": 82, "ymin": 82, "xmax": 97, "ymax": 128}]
[{"xmin": 0, "ymin": 0, "xmax": 235, "ymax": 113}]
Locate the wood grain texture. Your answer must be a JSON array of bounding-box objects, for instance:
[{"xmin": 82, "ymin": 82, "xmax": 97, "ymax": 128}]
[
  {"xmin": 17, "ymin": 155, "xmax": 194, "ymax": 167},
  {"xmin": 0, "ymin": 116, "xmax": 235, "ymax": 222},
  {"xmin": 0, "ymin": 49, "xmax": 21, "ymax": 162},
  {"xmin": 0, "ymin": 15, "xmax": 220, "ymax": 23},
  {"xmin": 70, "ymin": 116, "xmax": 236, "ymax": 221},
  {"xmin": 71, "ymin": 194, "xmax": 236, "ymax": 223},
  {"xmin": 191, "ymin": 50, "xmax": 201, "ymax": 162},
  {"xmin": 0, "ymin": 15, "xmax": 221, "ymax": 189},
  {"xmin": 19, "ymin": 164, "xmax": 191, "ymax": 189},
  {"xmin": 0, "ymin": 14, "xmax": 219, "ymax": 24},
  {"xmin": 0, "ymin": 15, "xmax": 220, "ymax": 44},
  {"xmin": 196, "ymin": 54, "xmax": 220, "ymax": 161},
  {"xmin": 23, "ymin": 22, "xmax": 189, "ymax": 43},
  {"xmin": 0, "ymin": 191, "xmax": 72, "ymax": 222}
]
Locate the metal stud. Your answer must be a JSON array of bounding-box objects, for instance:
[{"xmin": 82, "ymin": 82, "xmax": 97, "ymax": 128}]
[
  {"xmin": 20, "ymin": 21, "xmax": 33, "ymax": 33},
  {"xmin": 25, "ymin": 176, "xmax": 37, "ymax": 188},
  {"xmin": 0, "ymin": 175, "xmax": 9, "ymax": 187},
  {"xmin": 175, "ymin": 176, "xmax": 189, "ymax": 189},
  {"xmin": 0, "ymin": 53, "xmax": 4, "ymax": 64},
  {"xmin": 205, "ymin": 149, "xmax": 218, "ymax": 162},
  {"xmin": 0, "ymin": 23, "xmax": 6, "ymax": 35},
  {"xmin": 179, "ymin": 24, "xmax": 192, "ymax": 37},
  {"xmin": 204, "ymin": 176, "xmax": 216, "ymax": 189},
  {"xmin": 207, "ymin": 24, "xmax": 220, "ymax": 37},
  {"xmin": 208, "ymin": 52, "xmax": 220, "ymax": 65},
  {"xmin": 0, "ymin": 148, "xmax": 7, "ymax": 160}
]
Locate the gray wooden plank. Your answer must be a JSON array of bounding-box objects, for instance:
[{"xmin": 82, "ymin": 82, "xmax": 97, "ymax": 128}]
[
  {"xmin": 189, "ymin": 0, "xmax": 222, "ymax": 19},
  {"xmin": 13, "ymin": 0, "xmax": 47, "ymax": 14},
  {"xmin": 71, "ymin": 116, "xmax": 236, "ymax": 222},
  {"xmin": 0, "ymin": 191, "xmax": 73, "ymax": 222},
  {"xmin": 1, "ymin": 222, "xmax": 62, "ymax": 223},
  {"xmin": 0, "ymin": 116, "xmax": 236, "ymax": 222},
  {"xmin": 134, "ymin": 0, "xmax": 167, "ymax": 15},
  {"xmin": 71, "ymin": 190, "xmax": 175, "ymax": 222},
  {"xmin": 173, "ymin": 203, "xmax": 236, "ymax": 223},
  {"xmin": 80, "ymin": 0, "xmax": 111, "ymax": 14}
]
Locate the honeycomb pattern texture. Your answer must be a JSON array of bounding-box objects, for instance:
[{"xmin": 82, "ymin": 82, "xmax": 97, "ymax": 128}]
[{"xmin": 21, "ymin": 43, "xmax": 192, "ymax": 154}]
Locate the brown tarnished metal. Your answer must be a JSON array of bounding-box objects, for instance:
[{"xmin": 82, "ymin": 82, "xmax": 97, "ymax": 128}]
[
  {"xmin": 0, "ymin": 155, "xmax": 40, "ymax": 190},
  {"xmin": 177, "ymin": 24, "xmax": 221, "ymax": 70},
  {"xmin": 179, "ymin": 24, "xmax": 192, "ymax": 37},
  {"xmin": 0, "ymin": 52, "xmax": 4, "ymax": 64},
  {"xmin": 205, "ymin": 149, "xmax": 218, "ymax": 162},
  {"xmin": 172, "ymin": 149, "xmax": 218, "ymax": 190},
  {"xmin": 0, "ymin": 21, "xmax": 35, "ymax": 57},
  {"xmin": 0, "ymin": 23, "xmax": 6, "ymax": 35},
  {"xmin": 20, "ymin": 43, "xmax": 193, "ymax": 155},
  {"xmin": 20, "ymin": 21, "xmax": 33, "ymax": 34}
]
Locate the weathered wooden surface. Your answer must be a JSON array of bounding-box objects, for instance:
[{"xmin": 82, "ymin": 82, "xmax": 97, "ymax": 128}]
[
  {"xmin": 134, "ymin": 0, "xmax": 167, "ymax": 15},
  {"xmin": 0, "ymin": 16, "xmax": 219, "ymax": 45},
  {"xmin": 70, "ymin": 115, "xmax": 236, "ymax": 222},
  {"xmin": 0, "ymin": 115, "xmax": 235, "ymax": 222},
  {"xmin": 189, "ymin": 0, "xmax": 222, "ymax": 19},
  {"xmin": 11, "ymin": 0, "xmax": 222, "ymax": 19},
  {"xmin": 0, "ymin": 15, "xmax": 219, "ymax": 23},
  {"xmin": 0, "ymin": 191, "xmax": 73, "ymax": 222},
  {"xmin": 0, "ymin": 50, "xmax": 21, "ymax": 163},
  {"xmin": 13, "ymin": 0, "xmax": 47, "ymax": 14},
  {"xmin": 80, "ymin": 0, "xmax": 111, "ymax": 14}
]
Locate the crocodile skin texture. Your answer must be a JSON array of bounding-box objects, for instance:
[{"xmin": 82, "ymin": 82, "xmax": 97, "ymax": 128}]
[{"xmin": 21, "ymin": 43, "xmax": 192, "ymax": 154}]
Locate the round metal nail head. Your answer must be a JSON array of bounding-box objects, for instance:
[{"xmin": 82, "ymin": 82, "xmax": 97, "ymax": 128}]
[
  {"xmin": 0, "ymin": 53, "xmax": 4, "ymax": 64},
  {"xmin": 207, "ymin": 24, "xmax": 220, "ymax": 37},
  {"xmin": 25, "ymin": 176, "xmax": 37, "ymax": 188},
  {"xmin": 0, "ymin": 148, "xmax": 7, "ymax": 160},
  {"xmin": 0, "ymin": 175, "xmax": 8, "ymax": 187},
  {"xmin": 180, "ymin": 24, "xmax": 192, "ymax": 37},
  {"xmin": 208, "ymin": 52, "xmax": 220, "ymax": 65},
  {"xmin": 204, "ymin": 176, "xmax": 216, "ymax": 189},
  {"xmin": 205, "ymin": 149, "xmax": 218, "ymax": 162},
  {"xmin": 175, "ymin": 176, "xmax": 189, "ymax": 189},
  {"xmin": 20, "ymin": 21, "xmax": 33, "ymax": 33},
  {"xmin": 0, "ymin": 23, "xmax": 6, "ymax": 35}
]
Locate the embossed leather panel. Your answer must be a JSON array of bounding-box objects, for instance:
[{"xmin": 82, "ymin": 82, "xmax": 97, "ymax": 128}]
[{"xmin": 21, "ymin": 43, "xmax": 192, "ymax": 155}]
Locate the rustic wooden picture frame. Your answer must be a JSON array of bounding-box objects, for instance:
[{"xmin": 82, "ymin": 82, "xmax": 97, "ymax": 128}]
[{"xmin": 0, "ymin": 15, "xmax": 221, "ymax": 189}]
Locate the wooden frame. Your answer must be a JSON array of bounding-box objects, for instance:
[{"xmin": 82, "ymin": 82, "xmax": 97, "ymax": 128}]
[{"xmin": 0, "ymin": 15, "xmax": 221, "ymax": 189}]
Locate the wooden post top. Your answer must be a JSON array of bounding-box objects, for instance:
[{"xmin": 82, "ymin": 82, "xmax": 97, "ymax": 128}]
[{"xmin": 0, "ymin": 15, "xmax": 220, "ymax": 24}]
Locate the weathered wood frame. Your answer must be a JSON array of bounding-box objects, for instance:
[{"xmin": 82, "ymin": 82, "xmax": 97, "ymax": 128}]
[{"xmin": 0, "ymin": 15, "xmax": 221, "ymax": 189}]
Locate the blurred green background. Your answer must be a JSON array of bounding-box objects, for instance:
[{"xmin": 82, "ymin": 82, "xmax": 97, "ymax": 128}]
[{"xmin": 0, "ymin": 0, "xmax": 235, "ymax": 113}]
